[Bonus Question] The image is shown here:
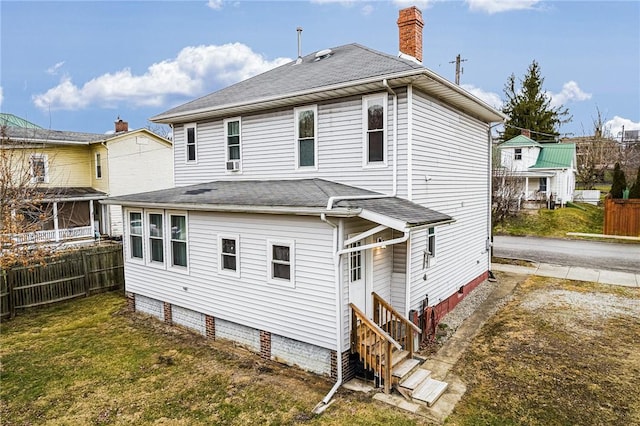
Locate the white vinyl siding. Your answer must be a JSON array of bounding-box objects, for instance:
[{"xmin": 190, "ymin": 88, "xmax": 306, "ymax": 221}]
[
  {"xmin": 408, "ymin": 90, "xmax": 491, "ymax": 309},
  {"xmin": 171, "ymin": 96, "xmax": 394, "ymax": 193},
  {"xmin": 123, "ymin": 213, "xmax": 337, "ymax": 350}
]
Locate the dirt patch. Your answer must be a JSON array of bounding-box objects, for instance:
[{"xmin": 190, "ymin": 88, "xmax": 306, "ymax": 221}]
[{"xmin": 448, "ymin": 276, "xmax": 640, "ymax": 425}]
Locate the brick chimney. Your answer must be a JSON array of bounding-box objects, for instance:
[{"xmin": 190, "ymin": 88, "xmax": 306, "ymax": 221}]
[
  {"xmin": 521, "ymin": 129, "xmax": 531, "ymax": 138},
  {"xmin": 397, "ymin": 6, "xmax": 424, "ymax": 63},
  {"xmin": 115, "ymin": 117, "xmax": 128, "ymax": 133}
]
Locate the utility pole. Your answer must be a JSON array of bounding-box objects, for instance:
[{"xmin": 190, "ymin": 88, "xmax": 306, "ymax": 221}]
[{"xmin": 449, "ymin": 54, "xmax": 467, "ymax": 85}]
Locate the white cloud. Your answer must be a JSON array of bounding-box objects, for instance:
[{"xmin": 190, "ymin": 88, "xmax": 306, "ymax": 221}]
[
  {"xmin": 466, "ymin": 0, "xmax": 541, "ymax": 14},
  {"xmin": 548, "ymin": 81, "xmax": 591, "ymax": 108},
  {"xmin": 207, "ymin": 0, "xmax": 223, "ymax": 10},
  {"xmin": 46, "ymin": 61, "xmax": 65, "ymax": 75},
  {"xmin": 461, "ymin": 84, "xmax": 503, "ymax": 109},
  {"xmin": 361, "ymin": 4, "xmax": 374, "ymax": 15},
  {"xmin": 393, "ymin": 0, "xmax": 433, "ymax": 9},
  {"xmin": 33, "ymin": 43, "xmax": 291, "ymax": 111},
  {"xmin": 604, "ymin": 116, "xmax": 640, "ymax": 139}
]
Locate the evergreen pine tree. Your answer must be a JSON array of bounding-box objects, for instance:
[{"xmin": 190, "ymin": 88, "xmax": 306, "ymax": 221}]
[
  {"xmin": 629, "ymin": 166, "xmax": 640, "ymax": 199},
  {"xmin": 610, "ymin": 162, "xmax": 627, "ymax": 199},
  {"xmin": 501, "ymin": 60, "xmax": 571, "ymax": 142}
]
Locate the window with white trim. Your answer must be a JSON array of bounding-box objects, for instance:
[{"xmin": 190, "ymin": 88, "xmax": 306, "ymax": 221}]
[
  {"xmin": 128, "ymin": 211, "xmax": 143, "ymax": 260},
  {"xmin": 218, "ymin": 235, "xmax": 239, "ymax": 276},
  {"xmin": 514, "ymin": 148, "xmax": 522, "ymax": 160},
  {"xmin": 225, "ymin": 118, "xmax": 241, "ymax": 171},
  {"xmin": 95, "ymin": 153, "xmax": 102, "ymax": 179},
  {"xmin": 148, "ymin": 212, "xmax": 164, "ymax": 264},
  {"xmin": 170, "ymin": 214, "xmax": 188, "ymax": 268},
  {"xmin": 423, "ymin": 227, "xmax": 436, "ymax": 268},
  {"xmin": 30, "ymin": 154, "xmax": 48, "ymax": 183},
  {"xmin": 268, "ymin": 240, "xmax": 294, "ymax": 286},
  {"xmin": 363, "ymin": 95, "xmax": 386, "ymax": 164},
  {"xmin": 349, "ymin": 241, "xmax": 362, "ymax": 283},
  {"xmin": 185, "ymin": 123, "xmax": 197, "ymax": 162},
  {"xmin": 295, "ymin": 106, "xmax": 317, "ymax": 169}
]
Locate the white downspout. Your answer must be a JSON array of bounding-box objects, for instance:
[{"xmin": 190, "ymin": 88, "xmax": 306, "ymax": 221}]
[
  {"xmin": 314, "ymin": 78, "xmax": 400, "ymax": 412},
  {"xmin": 382, "ymin": 79, "xmax": 398, "ymax": 196},
  {"xmin": 314, "ymin": 213, "xmax": 342, "ymax": 413}
]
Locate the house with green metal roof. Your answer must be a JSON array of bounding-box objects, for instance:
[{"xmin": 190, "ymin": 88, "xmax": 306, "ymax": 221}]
[{"xmin": 497, "ymin": 132, "xmax": 577, "ymax": 207}]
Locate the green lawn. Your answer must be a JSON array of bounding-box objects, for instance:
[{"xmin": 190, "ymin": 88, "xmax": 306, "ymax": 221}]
[
  {"xmin": 494, "ymin": 202, "xmax": 604, "ymax": 238},
  {"xmin": 0, "ymin": 293, "xmax": 426, "ymax": 426}
]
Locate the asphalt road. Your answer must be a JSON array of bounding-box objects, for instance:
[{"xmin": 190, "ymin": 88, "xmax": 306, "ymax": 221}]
[{"xmin": 493, "ymin": 235, "xmax": 640, "ymax": 274}]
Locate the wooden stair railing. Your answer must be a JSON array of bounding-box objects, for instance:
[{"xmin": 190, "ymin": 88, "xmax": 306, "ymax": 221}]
[
  {"xmin": 372, "ymin": 292, "xmax": 422, "ymax": 358},
  {"xmin": 350, "ymin": 303, "xmax": 401, "ymax": 393}
]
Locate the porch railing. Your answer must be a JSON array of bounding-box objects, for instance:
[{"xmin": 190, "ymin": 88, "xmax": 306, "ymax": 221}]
[
  {"xmin": 350, "ymin": 302, "xmax": 401, "ymax": 394},
  {"xmin": 372, "ymin": 292, "xmax": 422, "ymax": 359},
  {"xmin": 12, "ymin": 226, "xmax": 94, "ymax": 244}
]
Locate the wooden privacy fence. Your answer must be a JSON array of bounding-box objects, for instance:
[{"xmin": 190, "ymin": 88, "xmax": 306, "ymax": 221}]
[
  {"xmin": 1, "ymin": 244, "xmax": 124, "ymax": 319},
  {"xmin": 604, "ymin": 198, "xmax": 640, "ymax": 237}
]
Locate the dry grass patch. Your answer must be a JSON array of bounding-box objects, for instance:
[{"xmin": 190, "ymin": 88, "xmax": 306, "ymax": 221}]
[
  {"xmin": 1, "ymin": 292, "xmax": 430, "ymax": 425},
  {"xmin": 447, "ymin": 276, "xmax": 640, "ymax": 425}
]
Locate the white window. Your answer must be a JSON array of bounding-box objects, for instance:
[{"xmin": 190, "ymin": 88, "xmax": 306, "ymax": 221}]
[
  {"xmin": 218, "ymin": 235, "xmax": 240, "ymax": 277},
  {"xmin": 363, "ymin": 95, "xmax": 387, "ymax": 165},
  {"xmin": 423, "ymin": 227, "xmax": 437, "ymax": 268},
  {"xmin": 95, "ymin": 153, "xmax": 102, "ymax": 179},
  {"xmin": 267, "ymin": 240, "xmax": 294, "ymax": 286},
  {"xmin": 514, "ymin": 148, "xmax": 522, "ymax": 160},
  {"xmin": 147, "ymin": 212, "xmax": 164, "ymax": 265},
  {"xmin": 128, "ymin": 211, "xmax": 143, "ymax": 260},
  {"xmin": 170, "ymin": 213, "xmax": 188, "ymax": 268},
  {"xmin": 185, "ymin": 123, "xmax": 197, "ymax": 162},
  {"xmin": 349, "ymin": 241, "xmax": 362, "ymax": 283},
  {"xmin": 225, "ymin": 118, "xmax": 241, "ymax": 172},
  {"xmin": 30, "ymin": 154, "xmax": 48, "ymax": 183},
  {"xmin": 294, "ymin": 106, "xmax": 317, "ymax": 169}
]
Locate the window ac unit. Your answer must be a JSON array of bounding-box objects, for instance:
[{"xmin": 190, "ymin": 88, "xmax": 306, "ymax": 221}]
[{"xmin": 226, "ymin": 160, "xmax": 240, "ymax": 171}]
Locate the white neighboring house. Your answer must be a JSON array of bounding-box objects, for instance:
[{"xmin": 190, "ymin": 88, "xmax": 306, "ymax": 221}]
[
  {"xmin": 497, "ymin": 133, "xmax": 577, "ymax": 207},
  {"xmin": 105, "ymin": 7, "xmax": 505, "ymax": 392}
]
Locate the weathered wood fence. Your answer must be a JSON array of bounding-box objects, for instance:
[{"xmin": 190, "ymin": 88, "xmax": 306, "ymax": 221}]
[
  {"xmin": 1, "ymin": 244, "xmax": 124, "ymax": 319},
  {"xmin": 604, "ymin": 198, "xmax": 640, "ymax": 237}
]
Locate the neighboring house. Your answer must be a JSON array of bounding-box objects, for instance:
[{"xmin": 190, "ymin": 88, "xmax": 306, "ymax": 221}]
[
  {"xmin": 105, "ymin": 7, "xmax": 505, "ymax": 396},
  {"xmin": 1, "ymin": 117, "xmax": 173, "ymax": 243},
  {"xmin": 497, "ymin": 132, "xmax": 577, "ymax": 207}
]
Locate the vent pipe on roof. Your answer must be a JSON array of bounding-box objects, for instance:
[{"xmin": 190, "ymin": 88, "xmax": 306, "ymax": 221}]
[{"xmin": 296, "ymin": 27, "xmax": 303, "ymax": 65}]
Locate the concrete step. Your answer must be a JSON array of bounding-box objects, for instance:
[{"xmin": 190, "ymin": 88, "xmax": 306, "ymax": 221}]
[
  {"xmin": 411, "ymin": 377, "xmax": 448, "ymax": 407},
  {"xmin": 392, "ymin": 358, "xmax": 421, "ymax": 379},
  {"xmin": 399, "ymin": 368, "xmax": 432, "ymax": 390}
]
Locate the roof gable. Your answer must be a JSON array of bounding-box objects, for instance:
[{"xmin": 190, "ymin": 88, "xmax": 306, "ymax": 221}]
[
  {"xmin": 530, "ymin": 143, "xmax": 576, "ymax": 169},
  {"xmin": 498, "ymin": 135, "xmax": 543, "ymax": 148}
]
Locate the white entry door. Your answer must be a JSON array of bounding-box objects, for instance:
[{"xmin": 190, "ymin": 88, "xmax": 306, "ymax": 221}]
[{"xmin": 348, "ymin": 240, "xmax": 368, "ymax": 315}]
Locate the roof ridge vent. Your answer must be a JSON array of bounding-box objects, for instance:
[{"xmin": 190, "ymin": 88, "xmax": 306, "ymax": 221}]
[{"xmin": 314, "ymin": 48, "xmax": 333, "ymax": 61}]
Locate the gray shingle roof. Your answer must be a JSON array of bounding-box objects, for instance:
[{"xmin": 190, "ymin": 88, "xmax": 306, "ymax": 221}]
[
  {"xmin": 106, "ymin": 178, "xmax": 451, "ymax": 228},
  {"xmin": 3, "ymin": 127, "xmax": 106, "ymax": 144},
  {"xmin": 154, "ymin": 44, "xmax": 423, "ymax": 119}
]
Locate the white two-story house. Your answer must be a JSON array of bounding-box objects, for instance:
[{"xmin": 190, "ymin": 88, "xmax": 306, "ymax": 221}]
[
  {"xmin": 497, "ymin": 132, "xmax": 577, "ymax": 207},
  {"xmin": 106, "ymin": 7, "xmax": 505, "ymax": 394}
]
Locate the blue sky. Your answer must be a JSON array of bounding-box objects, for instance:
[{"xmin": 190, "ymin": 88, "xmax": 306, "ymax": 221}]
[{"xmin": 1, "ymin": 0, "xmax": 638, "ymax": 139}]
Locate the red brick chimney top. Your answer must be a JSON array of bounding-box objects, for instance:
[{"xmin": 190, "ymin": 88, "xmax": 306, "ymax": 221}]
[
  {"xmin": 115, "ymin": 117, "xmax": 128, "ymax": 133},
  {"xmin": 521, "ymin": 129, "xmax": 531, "ymax": 138},
  {"xmin": 397, "ymin": 6, "xmax": 424, "ymax": 63}
]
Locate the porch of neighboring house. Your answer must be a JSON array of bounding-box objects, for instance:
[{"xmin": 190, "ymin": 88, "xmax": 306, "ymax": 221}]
[
  {"xmin": 12, "ymin": 188, "xmax": 106, "ymax": 245},
  {"xmin": 511, "ymin": 171, "xmax": 556, "ymax": 209}
]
